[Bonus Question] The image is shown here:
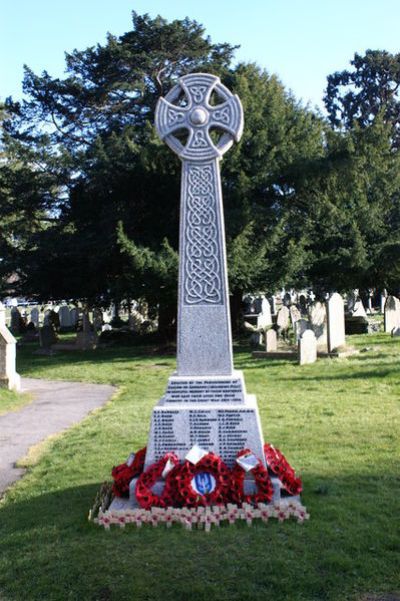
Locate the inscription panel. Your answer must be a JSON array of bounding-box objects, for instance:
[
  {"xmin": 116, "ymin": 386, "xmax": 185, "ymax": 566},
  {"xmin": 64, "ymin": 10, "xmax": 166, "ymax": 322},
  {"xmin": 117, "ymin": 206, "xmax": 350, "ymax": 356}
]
[
  {"xmin": 164, "ymin": 377, "xmax": 244, "ymax": 404},
  {"xmin": 145, "ymin": 404, "xmax": 265, "ymax": 468}
]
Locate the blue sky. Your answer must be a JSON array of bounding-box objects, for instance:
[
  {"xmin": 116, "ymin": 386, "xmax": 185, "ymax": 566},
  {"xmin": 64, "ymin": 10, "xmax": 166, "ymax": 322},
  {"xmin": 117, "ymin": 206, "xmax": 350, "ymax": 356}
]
[{"xmin": 1, "ymin": 0, "xmax": 400, "ymax": 110}]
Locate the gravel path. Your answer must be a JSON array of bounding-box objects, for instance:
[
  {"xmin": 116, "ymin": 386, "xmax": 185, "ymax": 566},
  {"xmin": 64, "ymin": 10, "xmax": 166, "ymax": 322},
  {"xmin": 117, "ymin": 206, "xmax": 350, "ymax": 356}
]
[{"xmin": 0, "ymin": 377, "xmax": 116, "ymax": 496}]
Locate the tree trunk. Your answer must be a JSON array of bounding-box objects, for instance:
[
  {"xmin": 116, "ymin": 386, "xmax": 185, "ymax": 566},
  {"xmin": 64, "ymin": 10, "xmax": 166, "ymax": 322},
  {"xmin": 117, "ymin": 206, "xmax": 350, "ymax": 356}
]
[
  {"xmin": 158, "ymin": 301, "xmax": 177, "ymax": 342},
  {"xmin": 230, "ymin": 288, "xmax": 243, "ymax": 336}
]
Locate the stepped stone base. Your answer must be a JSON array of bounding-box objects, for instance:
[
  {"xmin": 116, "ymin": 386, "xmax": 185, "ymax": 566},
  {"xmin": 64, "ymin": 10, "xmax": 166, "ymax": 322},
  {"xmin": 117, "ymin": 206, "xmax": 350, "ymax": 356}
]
[{"xmin": 143, "ymin": 370, "xmax": 266, "ymax": 470}]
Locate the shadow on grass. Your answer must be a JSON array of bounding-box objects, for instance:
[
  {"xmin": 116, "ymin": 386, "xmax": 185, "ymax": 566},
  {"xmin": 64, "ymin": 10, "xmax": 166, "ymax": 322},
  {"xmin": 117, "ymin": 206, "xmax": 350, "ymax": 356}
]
[{"xmin": 0, "ymin": 474, "xmax": 398, "ymax": 601}]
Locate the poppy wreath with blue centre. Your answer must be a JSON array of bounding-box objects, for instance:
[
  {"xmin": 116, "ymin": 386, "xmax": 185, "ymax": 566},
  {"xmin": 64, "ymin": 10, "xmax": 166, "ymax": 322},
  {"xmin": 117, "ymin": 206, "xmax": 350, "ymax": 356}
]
[{"xmin": 176, "ymin": 452, "xmax": 231, "ymax": 507}]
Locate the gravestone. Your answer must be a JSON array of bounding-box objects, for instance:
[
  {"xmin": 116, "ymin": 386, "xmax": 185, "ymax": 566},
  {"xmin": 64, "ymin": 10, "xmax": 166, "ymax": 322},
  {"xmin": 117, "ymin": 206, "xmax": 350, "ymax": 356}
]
[
  {"xmin": 380, "ymin": 289, "xmax": 387, "ymax": 314},
  {"xmin": 391, "ymin": 327, "xmax": 400, "ymax": 337},
  {"xmin": 294, "ymin": 318, "xmax": 311, "ymax": 342},
  {"xmin": 289, "ymin": 305, "xmax": 301, "ymax": 325},
  {"xmin": 76, "ymin": 312, "xmax": 98, "ymax": 350},
  {"xmin": 384, "ymin": 295, "xmax": 400, "ymax": 333},
  {"xmin": 69, "ymin": 308, "xmax": 78, "ymax": 326},
  {"xmin": 298, "ymin": 329, "xmax": 317, "ymax": 365},
  {"xmin": 245, "ymin": 295, "xmax": 272, "ymax": 330},
  {"xmin": 39, "ymin": 324, "xmax": 57, "ymax": 352},
  {"xmin": 265, "ymin": 328, "xmax": 277, "ymax": 352},
  {"xmin": 0, "ymin": 303, "xmax": 21, "ymax": 391},
  {"xmin": 276, "ymin": 306, "xmax": 290, "ymax": 331},
  {"xmin": 30, "ymin": 307, "xmax": 39, "ymax": 327},
  {"xmin": 326, "ymin": 293, "xmax": 346, "ymax": 353},
  {"xmin": 142, "ymin": 73, "xmax": 266, "ymax": 473},
  {"xmin": 352, "ymin": 300, "xmax": 367, "ymax": 318},
  {"xmin": 269, "ymin": 295, "xmax": 277, "ymax": 315},
  {"xmin": 59, "ymin": 305, "xmax": 72, "ymax": 328},
  {"xmin": 309, "ymin": 302, "xmax": 327, "ymax": 347}
]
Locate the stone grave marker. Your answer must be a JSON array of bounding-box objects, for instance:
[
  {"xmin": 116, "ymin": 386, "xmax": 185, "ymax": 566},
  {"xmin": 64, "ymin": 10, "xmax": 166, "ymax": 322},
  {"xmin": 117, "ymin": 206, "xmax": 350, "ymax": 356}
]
[
  {"xmin": 326, "ymin": 293, "xmax": 346, "ymax": 353},
  {"xmin": 0, "ymin": 302, "xmax": 21, "ymax": 391},
  {"xmin": 298, "ymin": 329, "xmax": 317, "ymax": 365},
  {"xmin": 289, "ymin": 305, "xmax": 301, "ymax": 325},
  {"xmin": 69, "ymin": 308, "xmax": 78, "ymax": 326},
  {"xmin": 384, "ymin": 295, "xmax": 400, "ymax": 333},
  {"xmin": 76, "ymin": 312, "xmax": 98, "ymax": 350},
  {"xmin": 380, "ymin": 289, "xmax": 387, "ymax": 314},
  {"xmin": 59, "ymin": 305, "xmax": 72, "ymax": 328},
  {"xmin": 309, "ymin": 301, "xmax": 327, "ymax": 347},
  {"xmin": 269, "ymin": 295, "xmax": 277, "ymax": 315},
  {"xmin": 30, "ymin": 307, "xmax": 39, "ymax": 327},
  {"xmin": 294, "ymin": 318, "xmax": 311, "ymax": 342},
  {"xmin": 265, "ymin": 328, "xmax": 277, "ymax": 352},
  {"xmin": 352, "ymin": 299, "xmax": 367, "ymax": 318},
  {"xmin": 276, "ymin": 306, "xmax": 290, "ymax": 331},
  {"xmin": 142, "ymin": 73, "xmax": 266, "ymax": 473},
  {"xmin": 39, "ymin": 324, "xmax": 57, "ymax": 352},
  {"xmin": 245, "ymin": 295, "xmax": 272, "ymax": 331}
]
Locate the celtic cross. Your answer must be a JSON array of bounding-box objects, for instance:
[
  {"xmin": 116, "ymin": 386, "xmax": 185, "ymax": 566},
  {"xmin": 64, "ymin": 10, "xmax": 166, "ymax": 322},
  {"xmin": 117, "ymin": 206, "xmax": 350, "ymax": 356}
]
[{"xmin": 155, "ymin": 73, "xmax": 243, "ymax": 376}]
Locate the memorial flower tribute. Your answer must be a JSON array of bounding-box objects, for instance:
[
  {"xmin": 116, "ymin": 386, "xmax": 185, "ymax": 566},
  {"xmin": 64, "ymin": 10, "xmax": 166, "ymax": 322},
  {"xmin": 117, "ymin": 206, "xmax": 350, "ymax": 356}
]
[{"xmin": 91, "ymin": 443, "xmax": 308, "ymax": 530}]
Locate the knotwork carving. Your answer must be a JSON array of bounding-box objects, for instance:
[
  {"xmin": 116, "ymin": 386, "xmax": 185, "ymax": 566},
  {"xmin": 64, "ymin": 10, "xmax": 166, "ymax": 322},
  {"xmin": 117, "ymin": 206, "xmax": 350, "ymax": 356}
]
[{"xmin": 184, "ymin": 165, "xmax": 222, "ymax": 305}]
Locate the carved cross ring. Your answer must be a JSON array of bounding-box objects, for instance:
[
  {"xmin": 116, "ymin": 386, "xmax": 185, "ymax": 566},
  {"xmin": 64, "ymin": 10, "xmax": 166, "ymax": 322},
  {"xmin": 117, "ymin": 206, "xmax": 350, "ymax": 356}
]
[{"xmin": 155, "ymin": 73, "xmax": 244, "ymax": 161}]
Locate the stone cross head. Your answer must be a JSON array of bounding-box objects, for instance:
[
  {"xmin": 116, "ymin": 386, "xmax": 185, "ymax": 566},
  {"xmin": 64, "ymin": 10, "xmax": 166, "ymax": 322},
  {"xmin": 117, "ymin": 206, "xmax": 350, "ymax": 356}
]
[{"xmin": 155, "ymin": 73, "xmax": 243, "ymax": 161}]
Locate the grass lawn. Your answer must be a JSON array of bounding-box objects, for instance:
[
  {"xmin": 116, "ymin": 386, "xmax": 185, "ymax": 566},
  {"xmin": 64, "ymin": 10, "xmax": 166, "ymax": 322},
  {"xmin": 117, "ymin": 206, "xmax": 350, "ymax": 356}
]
[
  {"xmin": 0, "ymin": 333, "xmax": 399, "ymax": 601},
  {"xmin": 0, "ymin": 388, "xmax": 31, "ymax": 416}
]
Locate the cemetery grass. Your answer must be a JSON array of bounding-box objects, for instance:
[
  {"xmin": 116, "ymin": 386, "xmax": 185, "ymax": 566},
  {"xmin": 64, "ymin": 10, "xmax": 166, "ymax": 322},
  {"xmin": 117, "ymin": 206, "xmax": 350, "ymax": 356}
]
[
  {"xmin": 0, "ymin": 388, "xmax": 31, "ymax": 416},
  {"xmin": 0, "ymin": 335, "xmax": 399, "ymax": 601}
]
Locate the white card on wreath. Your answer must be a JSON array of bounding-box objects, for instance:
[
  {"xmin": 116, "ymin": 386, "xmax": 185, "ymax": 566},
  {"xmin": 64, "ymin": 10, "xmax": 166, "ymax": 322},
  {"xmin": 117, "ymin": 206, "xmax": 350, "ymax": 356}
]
[
  {"xmin": 185, "ymin": 445, "xmax": 209, "ymax": 465},
  {"xmin": 236, "ymin": 452, "xmax": 259, "ymax": 472}
]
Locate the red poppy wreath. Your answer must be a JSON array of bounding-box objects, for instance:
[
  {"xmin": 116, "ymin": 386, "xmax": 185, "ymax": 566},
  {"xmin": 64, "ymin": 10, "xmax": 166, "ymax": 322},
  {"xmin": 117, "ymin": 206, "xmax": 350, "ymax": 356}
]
[
  {"xmin": 264, "ymin": 443, "xmax": 302, "ymax": 496},
  {"xmin": 135, "ymin": 452, "xmax": 180, "ymax": 509},
  {"xmin": 231, "ymin": 448, "xmax": 273, "ymax": 505}
]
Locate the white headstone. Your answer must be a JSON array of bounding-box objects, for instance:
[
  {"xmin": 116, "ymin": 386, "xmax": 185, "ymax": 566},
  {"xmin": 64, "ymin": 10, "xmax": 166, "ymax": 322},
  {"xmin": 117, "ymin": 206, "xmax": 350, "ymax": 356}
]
[
  {"xmin": 253, "ymin": 296, "xmax": 272, "ymax": 329},
  {"xmin": 298, "ymin": 329, "xmax": 317, "ymax": 365},
  {"xmin": 326, "ymin": 293, "xmax": 346, "ymax": 353},
  {"xmin": 0, "ymin": 303, "xmax": 21, "ymax": 391},
  {"xmin": 144, "ymin": 73, "xmax": 266, "ymax": 473},
  {"xmin": 276, "ymin": 306, "xmax": 290, "ymax": 330},
  {"xmin": 265, "ymin": 328, "xmax": 277, "ymax": 351},
  {"xmin": 352, "ymin": 300, "xmax": 367, "ymax": 318},
  {"xmin": 384, "ymin": 296, "xmax": 400, "ymax": 333},
  {"xmin": 309, "ymin": 301, "xmax": 327, "ymax": 347}
]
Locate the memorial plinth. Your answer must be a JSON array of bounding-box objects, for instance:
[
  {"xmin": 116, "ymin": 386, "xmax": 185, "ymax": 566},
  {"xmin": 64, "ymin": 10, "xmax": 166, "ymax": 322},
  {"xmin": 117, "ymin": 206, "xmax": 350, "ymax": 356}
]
[{"xmin": 140, "ymin": 73, "xmax": 266, "ymax": 476}]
